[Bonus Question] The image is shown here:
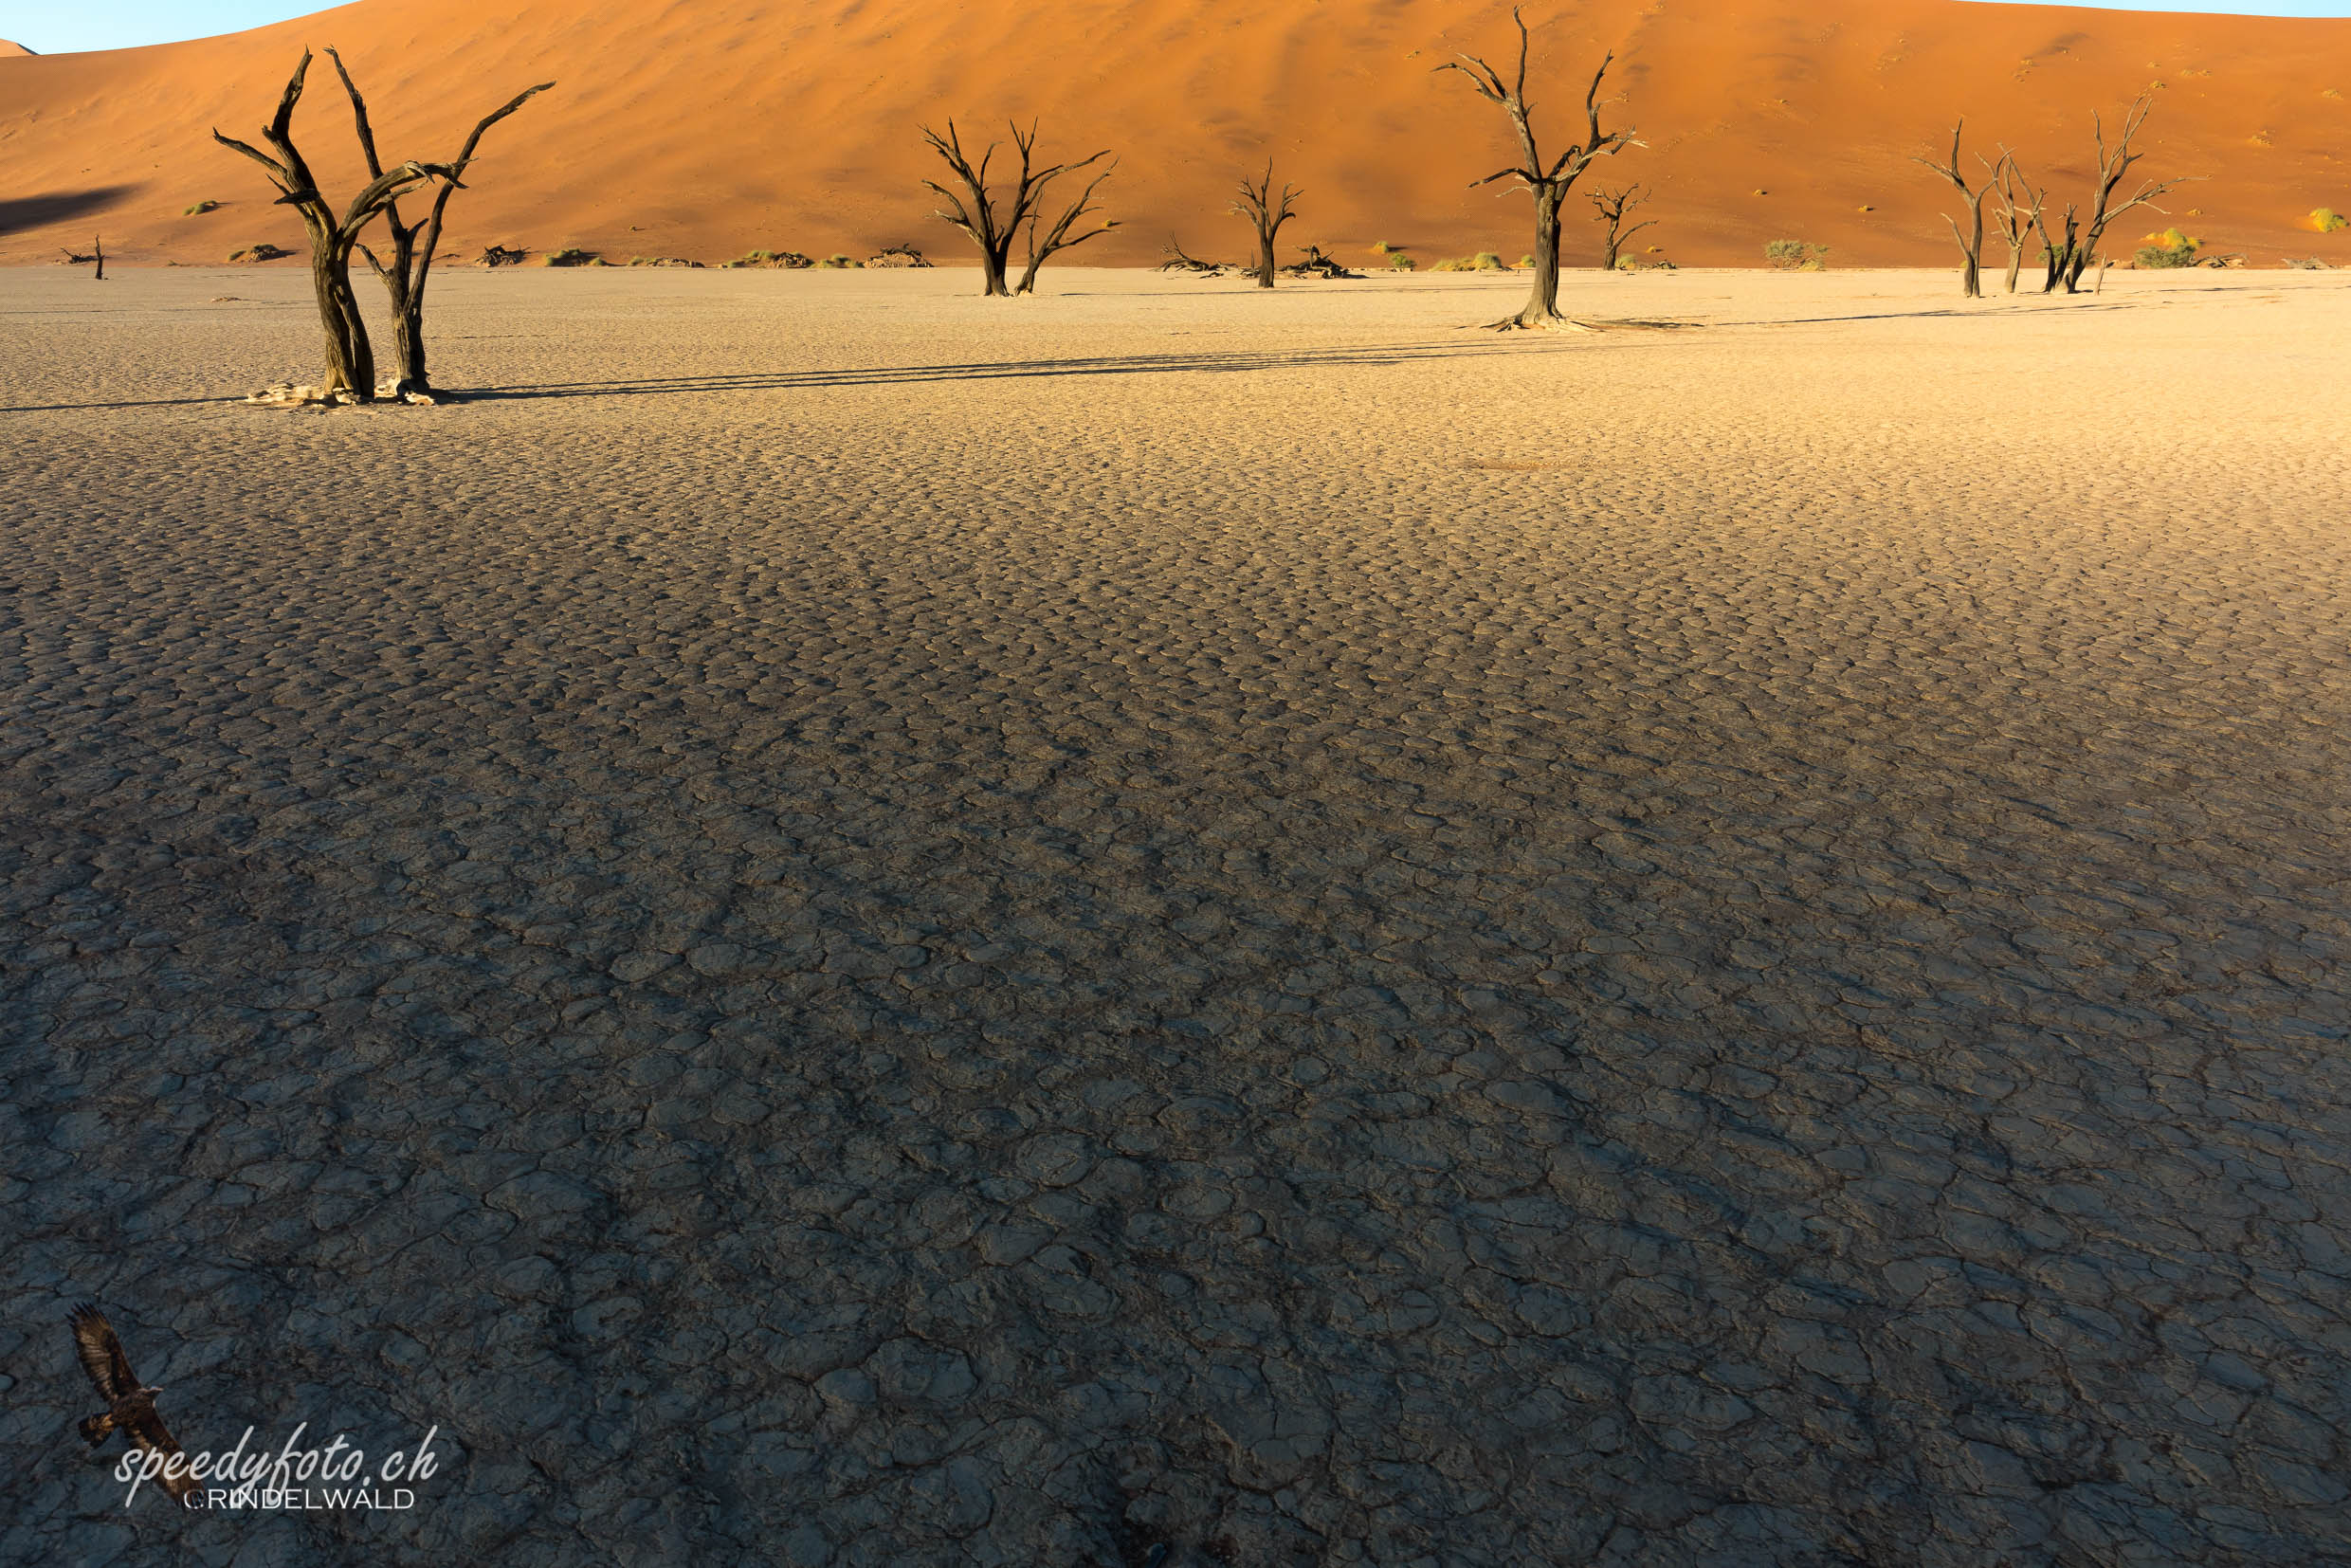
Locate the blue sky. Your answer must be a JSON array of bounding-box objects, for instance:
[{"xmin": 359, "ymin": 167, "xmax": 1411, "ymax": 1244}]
[{"xmin": 2, "ymin": 0, "xmax": 2345, "ymax": 55}]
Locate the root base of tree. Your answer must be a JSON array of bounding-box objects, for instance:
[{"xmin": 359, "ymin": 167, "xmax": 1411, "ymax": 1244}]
[
  {"xmin": 243, "ymin": 379, "xmax": 446, "ymax": 408},
  {"xmin": 1481, "ymin": 314, "xmax": 1599, "ymax": 333}
]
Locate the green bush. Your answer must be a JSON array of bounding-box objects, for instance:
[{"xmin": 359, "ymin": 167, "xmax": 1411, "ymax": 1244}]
[
  {"xmin": 1473, "ymin": 251, "xmax": 1506, "ymax": 270},
  {"xmin": 815, "ymin": 253, "xmax": 862, "ymax": 269},
  {"xmin": 2134, "ymin": 227, "xmax": 2199, "ymax": 268},
  {"xmin": 1389, "ymin": 253, "xmax": 1416, "ymax": 271},
  {"xmin": 1764, "ymin": 239, "xmax": 1828, "ymax": 270},
  {"xmin": 543, "ymin": 246, "xmax": 598, "ymax": 267},
  {"xmin": 182, "ymin": 200, "xmax": 218, "ymax": 216},
  {"xmin": 2314, "ymin": 209, "xmax": 2347, "ymax": 233}
]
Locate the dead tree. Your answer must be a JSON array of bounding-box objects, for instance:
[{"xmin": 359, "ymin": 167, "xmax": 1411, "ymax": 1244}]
[
  {"xmin": 93, "ymin": 236, "xmax": 105, "ymax": 282},
  {"xmin": 2041, "ymin": 93, "xmax": 2198, "ymax": 294},
  {"xmin": 1984, "ymin": 149, "xmax": 2044, "ymax": 295},
  {"xmin": 1438, "ymin": 8, "xmax": 1637, "ymax": 329},
  {"xmin": 1914, "ymin": 120, "xmax": 1997, "ymax": 299},
  {"xmin": 1230, "ymin": 160, "xmax": 1302, "ymax": 288},
  {"xmin": 922, "ymin": 120, "xmax": 1112, "ymax": 298},
  {"xmin": 213, "ymin": 51, "xmax": 455, "ymax": 398},
  {"xmin": 1016, "ymin": 157, "xmax": 1118, "ymax": 295},
  {"xmin": 327, "ymin": 48, "xmax": 552, "ymax": 395},
  {"xmin": 1588, "ymin": 183, "xmax": 1653, "ymax": 271}
]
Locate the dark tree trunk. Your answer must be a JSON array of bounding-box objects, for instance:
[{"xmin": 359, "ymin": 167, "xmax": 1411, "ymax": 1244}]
[
  {"xmin": 303, "ymin": 220, "xmax": 373, "ymax": 395},
  {"xmin": 94, "ymin": 236, "xmax": 105, "ymax": 282},
  {"xmin": 1961, "ymin": 200, "xmax": 1983, "ymax": 300},
  {"xmin": 380, "ymin": 225, "xmax": 425, "ymax": 388},
  {"xmin": 1254, "ymin": 229, "xmax": 1275, "ymax": 288},
  {"xmin": 983, "ymin": 248, "xmax": 1012, "ymax": 297},
  {"xmin": 2043, "ymin": 210, "xmax": 2078, "ymax": 293},
  {"xmin": 1522, "ymin": 189, "xmax": 1563, "ymax": 323}
]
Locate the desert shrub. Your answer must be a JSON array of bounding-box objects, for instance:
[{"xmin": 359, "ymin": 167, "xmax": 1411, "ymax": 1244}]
[
  {"xmin": 1764, "ymin": 239, "xmax": 1828, "ymax": 270},
  {"xmin": 815, "ymin": 253, "xmax": 862, "ymax": 269},
  {"xmin": 1519, "ymin": 254, "xmax": 1536, "ymax": 267},
  {"xmin": 183, "ymin": 200, "xmax": 218, "ymax": 216},
  {"xmin": 725, "ymin": 249, "xmax": 815, "ymax": 269},
  {"xmin": 1473, "ymin": 251, "xmax": 1506, "ymax": 270},
  {"xmin": 1372, "ymin": 241, "xmax": 1398, "ymax": 255},
  {"xmin": 543, "ymin": 246, "xmax": 598, "ymax": 266},
  {"xmin": 2134, "ymin": 228, "xmax": 2199, "ymax": 268},
  {"xmin": 1389, "ymin": 252, "xmax": 1416, "ymax": 271},
  {"xmin": 2315, "ymin": 209, "xmax": 2348, "ymax": 233},
  {"xmin": 227, "ymin": 243, "xmax": 292, "ymax": 263}
]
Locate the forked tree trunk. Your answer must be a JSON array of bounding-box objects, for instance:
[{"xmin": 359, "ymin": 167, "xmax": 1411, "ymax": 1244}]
[
  {"xmin": 214, "ymin": 50, "xmax": 453, "ymax": 400},
  {"xmin": 982, "ymin": 250, "xmax": 1012, "ymax": 298}
]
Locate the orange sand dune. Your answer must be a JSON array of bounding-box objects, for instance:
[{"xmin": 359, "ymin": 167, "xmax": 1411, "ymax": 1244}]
[{"xmin": 0, "ymin": 0, "xmax": 2344, "ymax": 269}]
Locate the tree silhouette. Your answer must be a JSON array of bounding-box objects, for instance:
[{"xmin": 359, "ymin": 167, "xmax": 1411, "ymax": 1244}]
[
  {"xmin": 1231, "ymin": 160, "xmax": 1303, "ymax": 289},
  {"xmin": 923, "ymin": 121, "xmax": 1113, "ymax": 298},
  {"xmin": 213, "ymin": 51, "xmax": 456, "ymax": 399},
  {"xmin": 1588, "ymin": 183, "xmax": 1653, "ymax": 271},
  {"xmin": 1438, "ymin": 8, "xmax": 1638, "ymax": 329},
  {"xmin": 326, "ymin": 47, "xmax": 552, "ymax": 395}
]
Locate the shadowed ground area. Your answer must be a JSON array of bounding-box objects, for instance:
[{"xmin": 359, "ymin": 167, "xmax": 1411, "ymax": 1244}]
[
  {"xmin": 0, "ymin": 188, "xmax": 139, "ymax": 238},
  {"xmin": 2, "ymin": 265, "xmax": 2347, "ymax": 1566}
]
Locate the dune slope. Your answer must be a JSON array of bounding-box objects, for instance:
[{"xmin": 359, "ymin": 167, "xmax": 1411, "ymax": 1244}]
[{"xmin": 0, "ymin": 0, "xmax": 2345, "ymax": 269}]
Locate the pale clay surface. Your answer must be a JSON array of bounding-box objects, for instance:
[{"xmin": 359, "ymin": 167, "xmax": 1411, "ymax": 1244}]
[{"xmin": 2, "ymin": 265, "xmax": 2347, "ymax": 1567}]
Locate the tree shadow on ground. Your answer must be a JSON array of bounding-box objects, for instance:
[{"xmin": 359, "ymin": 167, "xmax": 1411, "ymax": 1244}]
[
  {"xmin": 466, "ymin": 340, "xmax": 1600, "ymax": 400},
  {"xmin": 1722, "ymin": 301, "xmax": 2141, "ymax": 328},
  {"xmin": 0, "ymin": 187, "xmax": 139, "ymax": 238}
]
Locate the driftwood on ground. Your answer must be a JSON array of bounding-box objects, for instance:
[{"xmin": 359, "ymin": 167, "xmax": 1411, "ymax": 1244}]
[
  {"xmin": 1157, "ymin": 240, "xmax": 1232, "ymax": 276},
  {"xmin": 1283, "ymin": 245, "xmax": 1360, "ymax": 280}
]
